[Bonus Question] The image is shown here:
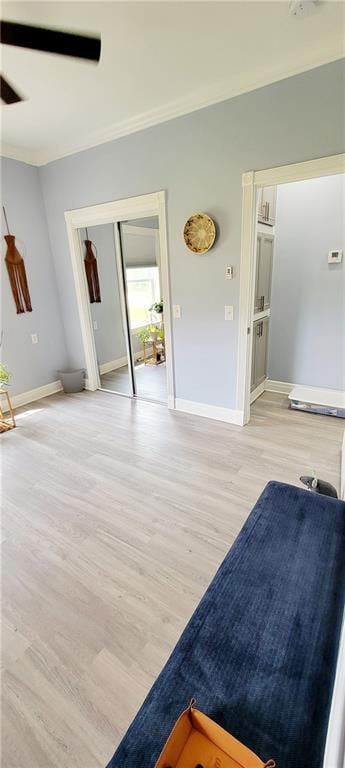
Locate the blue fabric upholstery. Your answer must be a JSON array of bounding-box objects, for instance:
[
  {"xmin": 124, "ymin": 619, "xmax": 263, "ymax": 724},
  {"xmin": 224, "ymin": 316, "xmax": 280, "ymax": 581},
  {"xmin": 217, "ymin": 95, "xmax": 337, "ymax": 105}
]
[{"xmin": 106, "ymin": 481, "xmax": 345, "ymax": 768}]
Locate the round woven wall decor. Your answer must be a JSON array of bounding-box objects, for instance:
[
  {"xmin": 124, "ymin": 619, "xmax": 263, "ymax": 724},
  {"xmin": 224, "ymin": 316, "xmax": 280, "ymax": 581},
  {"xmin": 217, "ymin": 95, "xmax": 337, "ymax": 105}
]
[{"xmin": 183, "ymin": 213, "xmax": 216, "ymax": 254}]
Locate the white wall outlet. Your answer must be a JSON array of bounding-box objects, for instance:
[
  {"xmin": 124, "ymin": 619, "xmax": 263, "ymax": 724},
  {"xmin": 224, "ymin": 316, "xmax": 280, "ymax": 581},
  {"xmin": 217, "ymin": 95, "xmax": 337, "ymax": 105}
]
[
  {"xmin": 173, "ymin": 304, "xmax": 181, "ymax": 319},
  {"xmin": 93, "ymin": 320, "xmax": 98, "ymax": 330},
  {"xmin": 328, "ymin": 249, "xmax": 343, "ymax": 264},
  {"xmin": 31, "ymin": 333, "xmax": 38, "ymax": 344},
  {"xmin": 226, "ymin": 266, "xmax": 234, "ymax": 280},
  {"xmin": 224, "ymin": 305, "xmax": 234, "ymax": 321}
]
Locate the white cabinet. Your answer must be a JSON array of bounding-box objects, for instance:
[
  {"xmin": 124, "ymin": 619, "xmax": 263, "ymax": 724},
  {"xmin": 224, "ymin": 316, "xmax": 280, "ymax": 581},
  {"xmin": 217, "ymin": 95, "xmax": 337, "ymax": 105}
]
[
  {"xmin": 258, "ymin": 186, "xmax": 276, "ymax": 226},
  {"xmin": 251, "ymin": 317, "xmax": 269, "ymax": 392},
  {"xmin": 254, "ymin": 233, "xmax": 274, "ymax": 313}
]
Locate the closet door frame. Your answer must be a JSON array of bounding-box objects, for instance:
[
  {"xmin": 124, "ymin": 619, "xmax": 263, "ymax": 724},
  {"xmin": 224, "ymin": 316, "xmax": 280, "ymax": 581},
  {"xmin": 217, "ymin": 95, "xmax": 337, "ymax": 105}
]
[
  {"xmin": 114, "ymin": 222, "xmax": 136, "ymax": 397},
  {"xmin": 65, "ymin": 191, "xmax": 175, "ymax": 407}
]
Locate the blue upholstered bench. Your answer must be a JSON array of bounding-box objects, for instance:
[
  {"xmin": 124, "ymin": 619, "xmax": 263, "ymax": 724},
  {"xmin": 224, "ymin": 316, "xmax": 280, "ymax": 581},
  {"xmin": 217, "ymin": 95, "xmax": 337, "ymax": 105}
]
[{"xmin": 106, "ymin": 481, "xmax": 345, "ymax": 768}]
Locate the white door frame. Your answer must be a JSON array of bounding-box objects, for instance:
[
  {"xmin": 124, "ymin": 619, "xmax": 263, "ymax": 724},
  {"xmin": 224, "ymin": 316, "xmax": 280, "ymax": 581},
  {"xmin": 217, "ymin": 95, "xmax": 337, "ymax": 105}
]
[
  {"xmin": 236, "ymin": 152, "xmax": 345, "ymax": 426},
  {"xmin": 65, "ymin": 191, "xmax": 175, "ymax": 408}
]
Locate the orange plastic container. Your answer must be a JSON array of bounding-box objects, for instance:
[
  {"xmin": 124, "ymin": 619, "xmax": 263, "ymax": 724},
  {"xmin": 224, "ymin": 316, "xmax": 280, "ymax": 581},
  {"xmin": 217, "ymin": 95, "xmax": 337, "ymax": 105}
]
[{"xmin": 155, "ymin": 701, "xmax": 275, "ymax": 768}]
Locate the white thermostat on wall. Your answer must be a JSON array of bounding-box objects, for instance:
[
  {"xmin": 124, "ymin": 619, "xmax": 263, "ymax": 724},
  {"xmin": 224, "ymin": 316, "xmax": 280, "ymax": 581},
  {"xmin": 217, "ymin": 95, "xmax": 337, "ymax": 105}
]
[{"xmin": 328, "ymin": 249, "xmax": 343, "ymax": 264}]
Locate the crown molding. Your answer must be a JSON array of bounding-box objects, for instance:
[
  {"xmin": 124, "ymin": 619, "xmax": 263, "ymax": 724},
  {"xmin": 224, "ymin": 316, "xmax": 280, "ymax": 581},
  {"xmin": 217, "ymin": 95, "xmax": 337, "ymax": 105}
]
[
  {"xmin": 0, "ymin": 142, "xmax": 42, "ymax": 166},
  {"xmin": 1, "ymin": 54, "xmax": 343, "ymax": 168}
]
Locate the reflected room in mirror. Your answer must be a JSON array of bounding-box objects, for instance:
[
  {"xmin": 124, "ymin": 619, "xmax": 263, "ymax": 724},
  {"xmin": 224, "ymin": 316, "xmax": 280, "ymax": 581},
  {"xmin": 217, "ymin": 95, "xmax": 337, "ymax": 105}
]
[
  {"xmin": 119, "ymin": 216, "xmax": 167, "ymax": 403},
  {"xmin": 79, "ymin": 215, "xmax": 167, "ymax": 404},
  {"xmin": 79, "ymin": 222, "xmax": 132, "ymax": 396}
]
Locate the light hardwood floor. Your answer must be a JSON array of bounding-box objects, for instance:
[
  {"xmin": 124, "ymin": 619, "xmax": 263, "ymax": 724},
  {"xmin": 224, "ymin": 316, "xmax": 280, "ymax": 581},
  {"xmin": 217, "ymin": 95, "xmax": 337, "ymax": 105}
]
[
  {"xmin": 100, "ymin": 361, "xmax": 167, "ymax": 403},
  {"xmin": 1, "ymin": 391, "xmax": 343, "ymax": 768}
]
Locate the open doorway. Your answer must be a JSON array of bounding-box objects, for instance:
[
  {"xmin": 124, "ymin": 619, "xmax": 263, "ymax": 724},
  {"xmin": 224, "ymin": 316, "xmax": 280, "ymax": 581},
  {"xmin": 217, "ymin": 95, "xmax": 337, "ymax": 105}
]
[
  {"xmin": 237, "ymin": 153, "xmax": 345, "ymax": 426},
  {"xmin": 250, "ymin": 174, "xmax": 344, "ymax": 415}
]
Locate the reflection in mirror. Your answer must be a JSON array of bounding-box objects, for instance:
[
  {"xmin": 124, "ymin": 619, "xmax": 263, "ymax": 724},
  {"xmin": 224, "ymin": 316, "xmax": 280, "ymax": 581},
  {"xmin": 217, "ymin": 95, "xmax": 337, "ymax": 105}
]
[
  {"xmin": 120, "ymin": 216, "xmax": 167, "ymax": 403},
  {"xmin": 79, "ymin": 223, "xmax": 132, "ymax": 395}
]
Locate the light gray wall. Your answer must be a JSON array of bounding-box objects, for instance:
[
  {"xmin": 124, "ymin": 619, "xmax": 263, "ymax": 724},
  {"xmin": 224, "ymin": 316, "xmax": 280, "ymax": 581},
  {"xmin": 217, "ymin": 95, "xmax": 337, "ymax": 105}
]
[
  {"xmin": 268, "ymin": 174, "xmax": 345, "ymax": 390},
  {"xmin": 126, "ymin": 217, "xmax": 158, "ymax": 230},
  {"xmin": 1, "ymin": 158, "xmax": 67, "ymax": 396},
  {"xmin": 40, "ymin": 60, "xmax": 345, "ymax": 409},
  {"xmin": 122, "ymin": 222, "xmax": 159, "ymax": 268},
  {"xmin": 84, "ymin": 224, "xmax": 126, "ymax": 366}
]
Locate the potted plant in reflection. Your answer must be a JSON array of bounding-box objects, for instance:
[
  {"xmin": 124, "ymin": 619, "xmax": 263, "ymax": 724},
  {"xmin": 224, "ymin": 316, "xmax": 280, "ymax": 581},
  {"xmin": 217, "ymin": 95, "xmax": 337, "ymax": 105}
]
[
  {"xmin": 149, "ymin": 299, "xmax": 163, "ymax": 318},
  {"xmin": 136, "ymin": 324, "xmax": 163, "ymax": 345},
  {"xmin": 136, "ymin": 301, "xmax": 164, "ymax": 365},
  {"xmin": 149, "ymin": 299, "xmax": 164, "ymax": 341},
  {"xmin": 136, "ymin": 326, "xmax": 151, "ymax": 345},
  {"xmin": 0, "ymin": 364, "xmax": 10, "ymax": 390}
]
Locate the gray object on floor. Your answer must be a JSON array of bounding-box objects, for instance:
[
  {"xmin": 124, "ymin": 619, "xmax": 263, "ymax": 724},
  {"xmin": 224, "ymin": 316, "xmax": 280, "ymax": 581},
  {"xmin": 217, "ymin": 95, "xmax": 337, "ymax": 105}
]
[
  {"xmin": 300, "ymin": 475, "xmax": 338, "ymax": 498},
  {"xmin": 58, "ymin": 369, "xmax": 85, "ymax": 393},
  {"xmin": 290, "ymin": 400, "xmax": 345, "ymax": 418},
  {"xmin": 288, "ymin": 386, "xmax": 345, "ymax": 419}
]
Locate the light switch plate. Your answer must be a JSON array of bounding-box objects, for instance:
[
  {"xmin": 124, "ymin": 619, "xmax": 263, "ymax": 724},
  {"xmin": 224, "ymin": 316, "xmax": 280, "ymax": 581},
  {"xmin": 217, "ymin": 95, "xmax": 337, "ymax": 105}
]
[
  {"xmin": 31, "ymin": 333, "xmax": 38, "ymax": 344},
  {"xmin": 173, "ymin": 304, "xmax": 181, "ymax": 319},
  {"xmin": 226, "ymin": 266, "xmax": 234, "ymax": 280},
  {"xmin": 93, "ymin": 320, "xmax": 98, "ymax": 330},
  {"xmin": 224, "ymin": 305, "xmax": 234, "ymax": 321}
]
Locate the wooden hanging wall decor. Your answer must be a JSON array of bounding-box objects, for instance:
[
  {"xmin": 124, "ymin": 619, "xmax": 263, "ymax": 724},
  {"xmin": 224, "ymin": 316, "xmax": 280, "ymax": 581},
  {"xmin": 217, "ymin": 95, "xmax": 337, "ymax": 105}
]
[
  {"xmin": 3, "ymin": 207, "xmax": 32, "ymax": 314},
  {"xmin": 84, "ymin": 231, "xmax": 101, "ymax": 303},
  {"xmin": 183, "ymin": 212, "xmax": 216, "ymax": 254}
]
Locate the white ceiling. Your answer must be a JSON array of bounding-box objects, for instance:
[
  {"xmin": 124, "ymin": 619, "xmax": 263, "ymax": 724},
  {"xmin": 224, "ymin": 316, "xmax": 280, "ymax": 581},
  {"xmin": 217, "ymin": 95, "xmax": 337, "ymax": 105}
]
[{"xmin": 1, "ymin": 1, "xmax": 344, "ymax": 166}]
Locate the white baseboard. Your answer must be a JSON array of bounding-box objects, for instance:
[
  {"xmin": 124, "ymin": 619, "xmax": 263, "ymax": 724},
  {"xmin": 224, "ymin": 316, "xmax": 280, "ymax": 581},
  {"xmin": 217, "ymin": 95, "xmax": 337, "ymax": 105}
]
[
  {"xmin": 1, "ymin": 380, "xmax": 63, "ymax": 411},
  {"xmin": 134, "ymin": 350, "xmax": 146, "ymax": 363},
  {"xmin": 175, "ymin": 398, "xmax": 244, "ymax": 426},
  {"xmin": 265, "ymin": 379, "xmax": 294, "ymax": 395},
  {"xmin": 99, "ymin": 356, "xmax": 128, "ymax": 375},
  {"xmin": 250, "ymin": 379, "xmax": 267, "ymax": 404},
  {"xmin": 99, "ymin": 351, "xmax": 144, "ymax": 376}
]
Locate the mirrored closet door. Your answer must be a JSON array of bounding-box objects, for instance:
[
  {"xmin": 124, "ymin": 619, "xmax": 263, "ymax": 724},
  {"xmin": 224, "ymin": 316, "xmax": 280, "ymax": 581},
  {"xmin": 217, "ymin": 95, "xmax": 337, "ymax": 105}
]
[
  {"xmin": 118, "ymin": 217, "xmax": 168, "ymax": 404},
  {"xmin": 78, "ymin": 223, "xmax": 133, "ymax": 396}
]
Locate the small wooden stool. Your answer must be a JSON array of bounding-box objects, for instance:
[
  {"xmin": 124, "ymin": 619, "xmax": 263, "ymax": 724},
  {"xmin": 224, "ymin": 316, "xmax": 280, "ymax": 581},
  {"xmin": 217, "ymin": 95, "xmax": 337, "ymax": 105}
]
[
  {"xmin": 143, "ymin": 338, "xmax": 166, "ymax": 366},
  {"xmin": 0, "ymin": 389, "xmax": 16, "ymax": 433}
]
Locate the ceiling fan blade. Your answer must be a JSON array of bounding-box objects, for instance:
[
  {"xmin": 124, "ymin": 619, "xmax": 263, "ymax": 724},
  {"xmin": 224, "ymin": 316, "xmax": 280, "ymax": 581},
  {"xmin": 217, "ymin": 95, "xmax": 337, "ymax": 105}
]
[
  {"xmin": 0, "ymin": 74, "xmax": 23, "ymax": 104},
  {"xmin": 0, "ymin": 21, "xmax": 101, "ymax": 62}
]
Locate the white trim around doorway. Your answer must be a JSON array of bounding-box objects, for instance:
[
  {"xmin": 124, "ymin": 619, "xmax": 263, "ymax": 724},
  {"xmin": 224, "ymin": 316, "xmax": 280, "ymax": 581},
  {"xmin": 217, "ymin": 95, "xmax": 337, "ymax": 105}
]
[
  {"xmin": 65, "ymin": 191, "xmax": 175, "ymax": 408},
  {"xmin": 236, "ymin": 152, "xmax": 345, "ymax": 426}
]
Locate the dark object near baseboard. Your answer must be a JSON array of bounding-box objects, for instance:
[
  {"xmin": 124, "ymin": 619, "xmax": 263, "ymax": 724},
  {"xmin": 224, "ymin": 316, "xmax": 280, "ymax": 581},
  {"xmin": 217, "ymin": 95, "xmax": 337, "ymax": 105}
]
[{"xmin": 300, "ymin": 475, "xmax": 338, "ymax": 498}]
